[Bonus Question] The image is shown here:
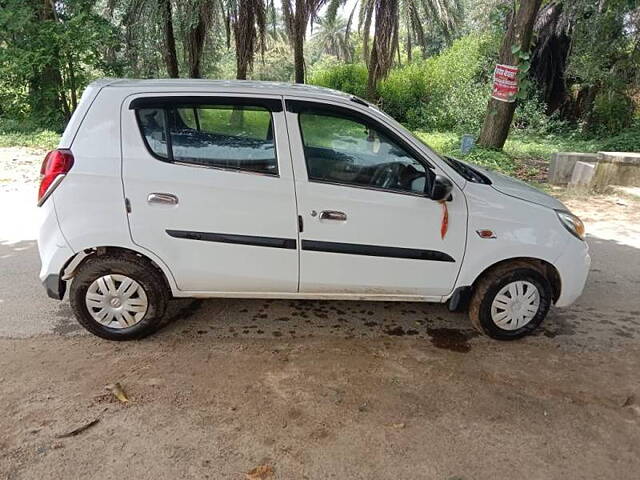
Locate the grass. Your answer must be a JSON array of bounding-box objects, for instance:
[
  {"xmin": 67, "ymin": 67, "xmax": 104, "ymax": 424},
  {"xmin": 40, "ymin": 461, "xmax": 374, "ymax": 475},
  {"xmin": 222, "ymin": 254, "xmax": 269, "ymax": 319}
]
[
  {"xmin": 0, "ymin": 119, "xmax": 59, "ymax": 150},
  {"xmin": 415, "ymin": 130, "xmax": 606, "ymax": 179}
]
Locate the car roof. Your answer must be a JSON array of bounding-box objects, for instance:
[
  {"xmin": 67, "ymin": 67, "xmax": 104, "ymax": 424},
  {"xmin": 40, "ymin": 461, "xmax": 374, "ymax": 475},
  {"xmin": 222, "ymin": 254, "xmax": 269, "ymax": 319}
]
[{"xmin": 98, "ymin": 78, "xmax": 358, "ymax": 104}]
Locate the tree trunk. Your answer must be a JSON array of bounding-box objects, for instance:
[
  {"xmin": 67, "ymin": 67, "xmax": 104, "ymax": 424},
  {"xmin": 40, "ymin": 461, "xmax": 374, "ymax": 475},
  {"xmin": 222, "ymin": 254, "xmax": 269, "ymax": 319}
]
[
  {"xmin": 366, "ymin": 0, "xmax": 398, "ymax": 98},
  {"xmin": 366, "ymin": 43, "xmax": 379, "ymax": 98},
  {"xmin": 67, "ymin": 56, "xmax": 78, "ymax": 111},
  {"xmin": 159, "ymin": 0, "xmax": 179, "ymax": 78},
  {"xmin": 186, "ymin": 2, "xmax": 212, "ymax": 78},
  {"xmin": 409, "ymin": 3, "xmax": 426, "ymax": 59},
  {"xmin": 187, "ymin": 20, "xmax": 206, "ymax": 78},
  {"xmin": 30, "ymin": 0, "xmax": 65, "ymax": 125},
  {"xmin": 478, "ymin": 0, "xmax": 543, "ymax": 149},
  {"xmin": 362, "ymin": 3, "xmax": 373, "ymax": 66},
  {"xmin": 395, "ymin": 15, "xmax": 401, "ymax": 67},
  {"xmin": 291, "ymin": 1, "xmax": 307, "ymax": 85},
  {"xmin": 293, "ymin": 28, "xmax": 305, "ymax": 83},
  {"xmin": 236, "ymin": 59, "xmax": 249, "ymax": 80}
]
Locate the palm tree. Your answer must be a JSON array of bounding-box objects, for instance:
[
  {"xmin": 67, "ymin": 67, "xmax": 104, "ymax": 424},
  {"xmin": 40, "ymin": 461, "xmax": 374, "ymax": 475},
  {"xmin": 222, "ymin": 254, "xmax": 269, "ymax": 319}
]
[
  {"xmin": 158, "ymin": 0, "xmax": 179, "ymax": 77},
  {"xmin": 281, "ymin": 0, "xmax": 330, "ymax": 83},
  {"xmin": 364, "ymin": 0, "xmax": 399, "ymax": 97},
  {"xmin": 183, "ymin": 0, "xmax": 215, "ymax": 78},
  {"xmin": 360, "ymin": 0, "xmax": 463, "ymax": 97},
  {"xmin": 229, "ymin": 0, "xmax": 267, "ymax": 79},
  {"xmin": 313, "ymin": 14, "xmax": 351, "ymax": 61}
]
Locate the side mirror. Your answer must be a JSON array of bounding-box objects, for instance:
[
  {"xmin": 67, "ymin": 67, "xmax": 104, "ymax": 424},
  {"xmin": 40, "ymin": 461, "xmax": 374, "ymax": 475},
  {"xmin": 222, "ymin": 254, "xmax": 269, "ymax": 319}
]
[{"xmin": 429, "ymin": 174, "xmax": 453, "ymax": 201}]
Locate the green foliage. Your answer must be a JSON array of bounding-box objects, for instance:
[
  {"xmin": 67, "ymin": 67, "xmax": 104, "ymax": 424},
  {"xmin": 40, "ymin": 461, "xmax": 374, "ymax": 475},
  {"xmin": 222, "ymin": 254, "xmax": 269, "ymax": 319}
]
[
  {"xmin": 415, "ymin": 129, "xmax": 517, "ymax": 175},
  {"xmin": 589, "ymin": 91, "xmax": 635, "ymax": 136},
  {"xmin": 511, "ymin": 45, "xmax": 532, "ymax": 101},
  {"xmin": 0, "ymin": 0, "xmax": 122, "ymax": 129},
  {"xmin": 308, "ymin": 63, "xmax": 369, "ymax": 98},
  {"xmin": 414, "ymin": 129, "xmax": 613, "ymax": 178},
  {"xmin": 598, "ymin": 125, "xmax": 640, "ymax": 152},
  {"xmin": 512, "ymin": 94, "xmax": 551, "ymax": 133},
  {"xmin": 377, "ymin": 33, "xmax": 499, "ymax": 132},
  {"xmin": 0, "ymin": 118, "xmax": 60, "ymax": 150}
]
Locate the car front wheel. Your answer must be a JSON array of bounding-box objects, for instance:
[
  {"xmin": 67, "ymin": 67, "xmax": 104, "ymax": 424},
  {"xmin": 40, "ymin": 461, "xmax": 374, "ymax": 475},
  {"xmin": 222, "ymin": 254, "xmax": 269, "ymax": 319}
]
[{"xmin": 468, "ymin": 263, "xmax": 552, "ymax": 340}]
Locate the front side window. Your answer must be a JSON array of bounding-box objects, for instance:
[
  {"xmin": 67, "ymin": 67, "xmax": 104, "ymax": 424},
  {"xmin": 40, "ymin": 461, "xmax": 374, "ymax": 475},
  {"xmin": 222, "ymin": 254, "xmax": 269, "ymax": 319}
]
[
  {"xmin": 136, "ymin": 102, "xmax": 277, "ymax": 175},
  {"xmin": 298, "ymin": 111, "xmax": 430, "ymax": 195}
]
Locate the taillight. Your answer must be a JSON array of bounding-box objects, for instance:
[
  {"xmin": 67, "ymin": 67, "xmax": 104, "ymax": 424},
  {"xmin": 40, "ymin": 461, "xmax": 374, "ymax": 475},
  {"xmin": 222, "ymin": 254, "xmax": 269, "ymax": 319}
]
[{"xmin": 37, "ymin": 149, "xmax": 74, "ymax": 206}]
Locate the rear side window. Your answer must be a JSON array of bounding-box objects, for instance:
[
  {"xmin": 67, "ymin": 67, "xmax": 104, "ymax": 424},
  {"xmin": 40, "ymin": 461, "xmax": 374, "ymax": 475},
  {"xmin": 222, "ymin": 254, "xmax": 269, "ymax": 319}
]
[{"xmin": 136, "ymin": 102, "xmax": 277, "ymax": 175}]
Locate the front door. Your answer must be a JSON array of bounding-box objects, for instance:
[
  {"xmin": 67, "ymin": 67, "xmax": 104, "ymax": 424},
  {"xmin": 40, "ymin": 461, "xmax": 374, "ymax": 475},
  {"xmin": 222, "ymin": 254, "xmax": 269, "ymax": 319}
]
[
  {"xmin": 121, "ymin": 94, "xmax": 299, "ymax": 293},
  {"xmin": 285, "ymin": 99, "xmax": 466, "ymax": 297}
]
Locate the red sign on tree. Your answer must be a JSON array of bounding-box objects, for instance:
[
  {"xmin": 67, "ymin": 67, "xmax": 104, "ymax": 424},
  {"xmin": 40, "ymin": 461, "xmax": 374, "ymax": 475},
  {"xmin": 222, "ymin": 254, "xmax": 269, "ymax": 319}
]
[{"xmin": 491, "ymin": 64, "xmax": 519, "ymax": 103}]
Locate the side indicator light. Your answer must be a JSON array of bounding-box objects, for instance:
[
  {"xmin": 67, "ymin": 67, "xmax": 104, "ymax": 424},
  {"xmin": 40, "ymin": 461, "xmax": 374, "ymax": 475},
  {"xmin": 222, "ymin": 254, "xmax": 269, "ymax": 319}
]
[{"xmin": 476, "ymin": 229, "xmax": 496, "ymax": 239}]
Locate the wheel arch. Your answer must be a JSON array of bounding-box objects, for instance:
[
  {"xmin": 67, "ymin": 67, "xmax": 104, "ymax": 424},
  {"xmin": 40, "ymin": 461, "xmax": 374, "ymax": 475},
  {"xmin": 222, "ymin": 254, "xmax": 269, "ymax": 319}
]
[
  {"xmin": 61, "ymin": 246, "xmax": 176, "ymax": 297},
  {"xmin": 471, "ymin": 257, "xmax": 561, "ymax": 303}
]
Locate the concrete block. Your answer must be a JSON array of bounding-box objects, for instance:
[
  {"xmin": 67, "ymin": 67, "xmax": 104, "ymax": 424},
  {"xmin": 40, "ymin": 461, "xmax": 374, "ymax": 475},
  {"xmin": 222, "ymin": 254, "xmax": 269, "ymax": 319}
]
[
  {"xmin": 569, "ymin": 161, "xmax": 596, "ymax": 187},
  {"xmin": 548, "ymin": 152, "xmax": 598, "ymax": 185},
  {"xmin": 592, "ymin": 152, "xmax": 640, "ymax": 193}
]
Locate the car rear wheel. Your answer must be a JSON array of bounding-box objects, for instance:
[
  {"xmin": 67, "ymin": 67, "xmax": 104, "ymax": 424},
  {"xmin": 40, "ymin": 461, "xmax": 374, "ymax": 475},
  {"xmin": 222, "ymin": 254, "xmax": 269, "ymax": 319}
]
[
  {"xmin": 70, "ymin": 254, "xmax": 168, "ymax": 340},
  {"xmin": 469, "ymin": 263, "xmax": 552, "ymax": 340}
]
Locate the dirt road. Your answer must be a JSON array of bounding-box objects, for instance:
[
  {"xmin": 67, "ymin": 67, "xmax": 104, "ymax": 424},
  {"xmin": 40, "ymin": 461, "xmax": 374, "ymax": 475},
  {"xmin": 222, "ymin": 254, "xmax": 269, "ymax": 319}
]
[{"xmin": 1, "ymin": 148, "xmax": 639, "ymax": 479}]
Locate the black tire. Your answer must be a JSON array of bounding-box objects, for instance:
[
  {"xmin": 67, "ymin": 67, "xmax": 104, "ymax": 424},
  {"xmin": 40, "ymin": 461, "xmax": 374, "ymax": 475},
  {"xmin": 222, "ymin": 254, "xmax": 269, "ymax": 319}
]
[
  {"xmin": 69, "ymin": 253, "xmax": 169, "ymax": 340},
  {"xmin": 469, "ymin": 262, "xmax": 552, "ymax": 340}
]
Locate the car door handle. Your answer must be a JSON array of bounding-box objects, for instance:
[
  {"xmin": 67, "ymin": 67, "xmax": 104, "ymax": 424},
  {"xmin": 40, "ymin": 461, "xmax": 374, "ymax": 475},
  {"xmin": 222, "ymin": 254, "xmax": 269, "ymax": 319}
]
[
  {"xmin": 319, "ymin": 210, "xmax": 347, "ymax": 221},
  {"xmin": 147, "ymin": 193, "xmax": 178, "ymax": 205}
]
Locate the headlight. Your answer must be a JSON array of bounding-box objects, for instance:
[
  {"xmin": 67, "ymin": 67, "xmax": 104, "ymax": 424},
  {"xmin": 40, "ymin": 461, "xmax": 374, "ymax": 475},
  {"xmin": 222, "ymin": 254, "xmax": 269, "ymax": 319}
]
[{"xmin": 556, "ymin": 210, "xmax": 585, "ymax": 240}]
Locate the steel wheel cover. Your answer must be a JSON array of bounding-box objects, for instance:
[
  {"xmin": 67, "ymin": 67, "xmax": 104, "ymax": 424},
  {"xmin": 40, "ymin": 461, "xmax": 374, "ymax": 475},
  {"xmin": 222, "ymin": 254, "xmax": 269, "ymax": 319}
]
[
  {"xmin": 85, "ymin": 274, "xmax": 148, "ymax": 329},
  {"xmin": 490, "ymin": 280, "xmax": 540, "ymax": 330}
]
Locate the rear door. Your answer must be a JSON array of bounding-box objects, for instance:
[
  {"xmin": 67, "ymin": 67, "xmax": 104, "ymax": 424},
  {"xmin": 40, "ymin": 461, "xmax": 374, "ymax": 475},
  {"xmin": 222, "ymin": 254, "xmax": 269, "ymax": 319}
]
[
  {"xmin": 286, "ymin": 99, "xmax": 467, "ymax": 297},
  {"xmin": 121, "ymin": 94, "xmax": 299, "ymax": 293}
]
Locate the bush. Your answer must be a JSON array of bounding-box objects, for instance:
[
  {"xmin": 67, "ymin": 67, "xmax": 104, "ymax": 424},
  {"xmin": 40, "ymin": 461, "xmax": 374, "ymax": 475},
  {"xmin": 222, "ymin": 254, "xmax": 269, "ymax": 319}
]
[
  {"xmin": 308, "ymin": 63, "xmax": 368, "ymax": 99},
  {"xmin": 598, "ymin": 124, "xmax": 640, "ymax": 152},
  {"xmin": 378, "ymin": 33, "xmax": 498, "ymax": 133},
  {"xmin": 513, "ymin": 95, "xmax": 552, "ymax": 133},
  {"xmin": 589, "ymin": 90, "xmax": 635, "ymax": 136}
]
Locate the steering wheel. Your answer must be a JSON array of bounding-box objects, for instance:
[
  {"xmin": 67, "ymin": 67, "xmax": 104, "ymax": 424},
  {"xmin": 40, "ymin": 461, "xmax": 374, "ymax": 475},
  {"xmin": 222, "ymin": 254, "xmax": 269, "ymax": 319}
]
[{"xmin": 371, "ymin": 163, "xmax": 403, "ymax": 189}]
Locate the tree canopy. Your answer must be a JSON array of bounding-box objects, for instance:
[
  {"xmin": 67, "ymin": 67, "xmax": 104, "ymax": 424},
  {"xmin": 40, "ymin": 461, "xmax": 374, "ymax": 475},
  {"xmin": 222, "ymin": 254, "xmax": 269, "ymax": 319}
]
[{"xmin": 0, "ymin": 0, "xmax": 638, "ymax": 146}]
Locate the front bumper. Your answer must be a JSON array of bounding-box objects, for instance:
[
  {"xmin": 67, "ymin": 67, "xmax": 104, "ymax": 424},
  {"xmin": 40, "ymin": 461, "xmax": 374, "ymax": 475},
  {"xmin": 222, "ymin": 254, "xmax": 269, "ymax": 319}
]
[{"xmin": 554, "ymin": 239, "xmax": 591, "ymax": 307}]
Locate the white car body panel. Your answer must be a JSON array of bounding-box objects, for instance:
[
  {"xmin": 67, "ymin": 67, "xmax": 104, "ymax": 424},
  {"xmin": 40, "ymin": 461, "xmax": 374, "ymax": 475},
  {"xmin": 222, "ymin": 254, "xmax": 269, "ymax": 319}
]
[
  {"xmin": 472, "ymin": 165, "xmax": 567, "ymax": 210},
  {"xmin": 455, "ymin": 183, "xmax": 573, "ymax": 289},
  {"xmin": 120, "ymin": 92, "xmax": 299, "ymax": 293},
  {"xmin": 284, "ymin": 100, "xmax": 467, "ymax": 296},
  {"xmin": 38, "ymin": 79, "xmax": 590, "ymax": 309},
  {"xmin": 37, "ymin": 197, "xmax": 74, "ymax": 283}
]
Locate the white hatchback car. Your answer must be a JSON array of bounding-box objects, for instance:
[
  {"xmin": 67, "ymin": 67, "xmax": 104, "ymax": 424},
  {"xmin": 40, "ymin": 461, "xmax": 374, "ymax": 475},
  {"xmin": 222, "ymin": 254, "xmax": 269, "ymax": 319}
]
[{"xmin": 37, "ymin": 79, "xmax": 590, "ymax": 341}]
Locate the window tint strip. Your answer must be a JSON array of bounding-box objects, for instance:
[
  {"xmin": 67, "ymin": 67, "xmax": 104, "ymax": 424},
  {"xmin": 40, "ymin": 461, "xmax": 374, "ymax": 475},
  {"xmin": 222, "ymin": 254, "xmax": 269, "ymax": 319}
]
[
  {"xmin": 166, "ymin": 230, "xmax": 296, "ymax": 250},
  {"xmin": 130, "ymin": 96, "xmax": 283, "ymax": 112},
  {"xmin": 301, "ymin": 240, "xmax": 455, "ymax": 262}
]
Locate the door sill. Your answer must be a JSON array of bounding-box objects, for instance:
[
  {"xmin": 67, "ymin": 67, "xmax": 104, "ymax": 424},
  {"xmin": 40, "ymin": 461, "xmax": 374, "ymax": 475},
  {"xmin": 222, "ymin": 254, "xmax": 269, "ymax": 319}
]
[{"xmin": 172, "ymin": 291, "xmax": 444, "ymax": 303}]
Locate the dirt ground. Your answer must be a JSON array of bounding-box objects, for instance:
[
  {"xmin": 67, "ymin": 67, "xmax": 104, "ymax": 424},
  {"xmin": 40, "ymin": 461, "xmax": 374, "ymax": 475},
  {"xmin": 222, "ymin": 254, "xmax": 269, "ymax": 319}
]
[{"xmin": 1, "ymin": 147, "xmax": 640, "ymax": 480}]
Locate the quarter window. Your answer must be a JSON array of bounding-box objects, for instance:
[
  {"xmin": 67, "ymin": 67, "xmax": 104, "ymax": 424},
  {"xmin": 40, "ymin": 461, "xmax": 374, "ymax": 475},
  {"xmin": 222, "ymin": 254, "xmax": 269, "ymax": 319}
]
[
  {"xmin": 298, "ymin": 111, "xmax": 430, "ymax": 194},
  {"xmin": 136, "ymin": 103, "xmax": 277, "ymax": 175}
]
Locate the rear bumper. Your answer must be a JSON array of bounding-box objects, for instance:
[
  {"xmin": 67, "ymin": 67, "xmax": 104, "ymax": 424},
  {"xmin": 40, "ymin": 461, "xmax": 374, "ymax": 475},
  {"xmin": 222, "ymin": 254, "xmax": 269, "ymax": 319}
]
[
  {"xmin": 554, "ymin": 239, "xmax": 591, "ymax": 307},
  {"xmin": 38, "ymin": 197, "xmax": 74, "ymax": 300}
]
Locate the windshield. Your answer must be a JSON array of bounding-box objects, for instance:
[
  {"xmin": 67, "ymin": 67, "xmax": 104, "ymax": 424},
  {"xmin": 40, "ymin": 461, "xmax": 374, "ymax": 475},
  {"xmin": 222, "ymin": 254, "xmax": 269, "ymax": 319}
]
[
  {"xmin": 441, "ymin": 156, "xmax": 491, "ymax": 184},
  {"xmin": 413, "ymin": 135, "xmax": 490, "ymax": 184}
]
